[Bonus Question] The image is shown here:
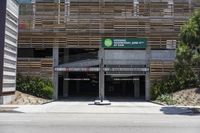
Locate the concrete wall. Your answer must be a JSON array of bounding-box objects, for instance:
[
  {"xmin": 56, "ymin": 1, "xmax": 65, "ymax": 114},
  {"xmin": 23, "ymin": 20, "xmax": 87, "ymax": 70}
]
[
  {"xmin": 0, "ymin": 0, "xmax": 19, "ymax": 104},
  {"xmin": 0, "ymin": 95, "xmax": 15, "ymax": 104},
  {"xmin": 104, "ymin": 50, "xmax": 176, "ymax": 61},
  {"xmin": 104, "ymin": 50, "xmax": 147, "ymax": 60}
]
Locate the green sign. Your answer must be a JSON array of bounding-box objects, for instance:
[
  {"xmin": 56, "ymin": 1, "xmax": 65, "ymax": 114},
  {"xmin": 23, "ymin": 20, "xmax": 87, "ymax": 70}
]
[{"xmin": 102, "ymin": 38, "xmax": 147, "ymax": 48}]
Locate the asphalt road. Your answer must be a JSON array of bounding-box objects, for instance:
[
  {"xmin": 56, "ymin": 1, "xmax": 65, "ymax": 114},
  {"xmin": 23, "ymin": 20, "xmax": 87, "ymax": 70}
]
[{"xmin": 0, "ymin": 113, "xmax": 200, "ymax": 133}]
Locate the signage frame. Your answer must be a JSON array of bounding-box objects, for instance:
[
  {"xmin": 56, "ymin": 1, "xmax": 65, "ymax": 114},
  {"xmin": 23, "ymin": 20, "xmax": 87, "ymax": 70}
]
[{"xmin": 102, "ymin": 38, "xmax": 147, "ymax": 49}]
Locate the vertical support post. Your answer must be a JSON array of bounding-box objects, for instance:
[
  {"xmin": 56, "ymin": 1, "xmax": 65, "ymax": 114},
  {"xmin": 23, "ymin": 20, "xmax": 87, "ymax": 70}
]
[
  {"xmin": 134, "ymin": 78, "xmax": 140, "ymax": 99},
  {"xmin": 99, "ymin": 48, "xmax": 105, "ymax": 102},
  {"xmin": 145, "ymin": 72, "xmax": 150, "ymax": 101},
  {"xmin": 99, "ymin": 58, "xmax": 105, "ymax": 102},
  {"xmin": 133, "ymin": 0, "xmax": 139, "ymax": 16},
  {"xmin": 64, "ymin": 0, "xmax": 70, "ymax": 22},
  {"xmin": 58, "ymin": 0, "xmax": 60, "ymax": 24},
  {"xmin": 145, "ymin": 39, "xmax": 151, "ymax": 101},
  {"xmin": 32, "ymin": 0, "xmax": 36, "ymax": 29},
  {"xmin": 63, "ymin": 49, "xmax": 69, "ymax": 97},
  {"xmin": 0, "ymin": 97, "xmax": 3, "ymax": 104},
  {"xmin": 95, "ymin": 47, "xmax": 110, "ymax": 105},
  {"xmin": 53, "ymin": 47, "xmax": 59, "ymax": 100},
  {"xmin": 76, "ymin": 80, "xmax": 80, "ymax": 94},
  {"xmin": 189, "ymin": 0, "xmax": 192, "ymax": 14}
]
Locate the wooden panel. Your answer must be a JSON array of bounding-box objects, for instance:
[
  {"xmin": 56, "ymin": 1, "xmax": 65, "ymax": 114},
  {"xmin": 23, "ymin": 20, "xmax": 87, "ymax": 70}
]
[
  {"xmin": 18, "ymin": 1, "xmax": 200, "ymax": 49},
  {"xmin": 150, "ymin": 60, "xmax": 174, "ymax": 81},
  {"xmin": 17, "ymin": 58, "xmax": 53, "ymax": 79}
]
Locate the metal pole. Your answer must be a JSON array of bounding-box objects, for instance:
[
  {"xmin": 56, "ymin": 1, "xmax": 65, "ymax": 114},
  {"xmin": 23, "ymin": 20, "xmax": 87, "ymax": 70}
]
[{"xmin": 99, "ymin": 51, "xmax": 105, "ymax": 102}]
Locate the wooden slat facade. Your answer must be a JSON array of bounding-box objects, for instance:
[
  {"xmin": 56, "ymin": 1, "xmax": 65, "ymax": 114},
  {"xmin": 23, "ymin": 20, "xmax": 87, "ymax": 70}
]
[
  {"xmin": 17, "ymin": 0, "xmax": 200, "ymax": 80},
  {"xmin": 17, "ymin": 58, "xmax": 53, "ymax": 79},
  {"xmin": 18, "ymin": 1, "xmax": 200, "ymax": 49},
  {"xmin": 150, "ymin": 60, "xmax": 174, "ymax": 81}
]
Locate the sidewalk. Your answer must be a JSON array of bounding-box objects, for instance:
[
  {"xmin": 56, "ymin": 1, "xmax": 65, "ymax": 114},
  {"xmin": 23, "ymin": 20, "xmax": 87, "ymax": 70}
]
[{"xmin": 1, "ymin": 101, "xmax": 198, "ymax": 114}]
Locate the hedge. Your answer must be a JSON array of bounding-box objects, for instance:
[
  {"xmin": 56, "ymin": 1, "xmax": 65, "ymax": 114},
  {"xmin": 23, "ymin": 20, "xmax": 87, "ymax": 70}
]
[{"xmin": 16, "ymin": 74, "xmax": 54, "ymax": 99}]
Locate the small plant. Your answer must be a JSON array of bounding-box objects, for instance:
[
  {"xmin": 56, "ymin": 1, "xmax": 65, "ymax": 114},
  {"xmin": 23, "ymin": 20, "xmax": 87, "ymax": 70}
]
[
  {"xmin": 16, "ymin": 74, "xmax": 54, "ymax": 99},
  {"xmin": 156, "ymin": 94, "xmax": 176, "ymax": 105}
]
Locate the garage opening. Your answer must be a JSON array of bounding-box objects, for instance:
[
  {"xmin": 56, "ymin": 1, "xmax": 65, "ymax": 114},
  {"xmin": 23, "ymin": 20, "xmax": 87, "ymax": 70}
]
[
  {"xmin": 67, "ymin": 72, "xmax": 99, "ymax": 97},
  {"xmin": 105, "ymin": 75, "xmax": 145, "ymax": 99}
]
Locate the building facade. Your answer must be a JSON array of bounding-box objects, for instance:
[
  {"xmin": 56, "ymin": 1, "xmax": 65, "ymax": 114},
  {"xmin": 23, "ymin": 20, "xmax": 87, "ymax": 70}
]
[
  {"xmin": 17, "ymin": 0, "xmax": 200, "ymax": 101},
  {"xmin": 0, "ymin": 0, "xmax": 19, "ymax": 104}
]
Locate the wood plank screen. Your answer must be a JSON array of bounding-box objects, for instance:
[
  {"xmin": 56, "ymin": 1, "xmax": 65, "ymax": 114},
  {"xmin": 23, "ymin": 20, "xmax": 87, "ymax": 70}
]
[
  {"xmin": 150, "ymin": 60, "xmax": 174, "ymax": 81},
  {"xmin": 17, "ymin": 58, "xmax": 53, "ymax": 79},
  {"xmin": 18, "ymin": 1, "xmax": 200, "ymax": 49}
]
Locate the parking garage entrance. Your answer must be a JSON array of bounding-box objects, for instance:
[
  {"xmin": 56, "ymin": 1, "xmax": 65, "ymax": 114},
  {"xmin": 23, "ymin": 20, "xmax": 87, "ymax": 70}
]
[
  {"xmin": 58, "ymin": 71, "xmax": 145, "ymax": 99},
  {"xmin": 58, "ymin": 72, "xmax": 99, "ymax": 98},
  {"xmin": 105, "ymin": 75, "xmax": 145, "ymax": 99}
]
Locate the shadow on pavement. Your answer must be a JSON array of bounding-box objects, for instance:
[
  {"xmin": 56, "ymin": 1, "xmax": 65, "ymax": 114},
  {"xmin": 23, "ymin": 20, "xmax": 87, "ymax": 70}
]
[
  {"xmin": 55, "ymin": 96, "xmax": 145, "ymax": 102},
  {"xmin": 160, "ymin": 106, "xmax": 200, "ymax": 116},
  {"xmin": 55, "ymin": 96, "xmax": 96, "ymax": 102},
  {"xmin": 0, "ymin": 107, "xmax": 23, "ymax": 113}
]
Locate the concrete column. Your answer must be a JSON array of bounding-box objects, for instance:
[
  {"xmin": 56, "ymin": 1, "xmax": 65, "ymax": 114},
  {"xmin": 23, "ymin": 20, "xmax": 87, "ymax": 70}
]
[
  {"xmin": 122, "ymin": 81, "xmax": 126, "ymax": 96},
  {"xmin": 0, "ymin": 95, "xmax": 14, "ymax": 104},
  {"xmin": 63, "ymin": 49, "xmax": 69, "ymax": 97},
  {"xmin": 145, "ymin": 40, "xmax": 151, "ymax": 101},
  {"xmin": 134, "ymin": 78, "xmax": 140, "ymax": 99},
  {"xmin": 145, "ymin": 73, "xmax": 150, "ymax": 101},
  {"xmin": 0, "ymin": 96, "xmax": 3, "ymax": 104},
  {"xmin": 63, "ymin": 74, "xmax": 69, "ymax": 97},
  {"xmin": 76, "ymin": 81, "xmax": 80, "ymax": 94},
  {"xmin": 53, "ymin": 47, "xmax": 59, "ymax": 100},
  {"xmin": 98, "ymin": 48, "xmax": 105, "ymax": 101}
]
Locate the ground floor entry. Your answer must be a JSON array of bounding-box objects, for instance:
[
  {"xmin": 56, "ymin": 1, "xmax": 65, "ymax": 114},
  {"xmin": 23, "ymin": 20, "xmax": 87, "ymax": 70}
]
[
  {"xmin": 105, "ymin": 75, "xmax": 145, "ymax": 99},
  {"xmin": 58, "ymin": 72, "xmax": 145, "ymax": 100}
]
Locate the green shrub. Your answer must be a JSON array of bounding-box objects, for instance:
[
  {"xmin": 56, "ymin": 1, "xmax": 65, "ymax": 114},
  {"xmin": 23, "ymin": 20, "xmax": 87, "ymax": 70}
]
[
  {"xmin": 16, "ymin": 74, "xmax": 54, "ymax": 99},
  {"xmin": 151, "ymin": 9, "xmax": 200, "ymax": 101},
  {"xmin": 151, "ymin": 74, "xmax": 177, "ymax": 100},
  {"xmin": 156, "ymin": 94, "xmax": 176, "ymax": 105},
  {"xmin": 151, "ymin": 65, "xmax": 199, "ymax": 100}
]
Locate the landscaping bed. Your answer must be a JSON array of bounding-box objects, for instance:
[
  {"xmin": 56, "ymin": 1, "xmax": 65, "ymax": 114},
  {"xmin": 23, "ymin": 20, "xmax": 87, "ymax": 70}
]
[{"xmin": 9, "ymin": 91, "xmax": 52, "ymax": 105}]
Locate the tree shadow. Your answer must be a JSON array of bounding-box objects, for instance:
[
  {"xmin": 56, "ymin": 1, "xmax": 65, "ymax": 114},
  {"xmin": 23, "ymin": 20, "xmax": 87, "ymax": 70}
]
[
  {"xmin": 195, "ymin": 88, "xmax": 200, "ymax": 94},
  {"xmin": 0, "ymin": 107, "xmax": 23, "ymax": 113},
  {"xmin": 160, "ymin": 106, "xmax": 200, "ymax": 116}
]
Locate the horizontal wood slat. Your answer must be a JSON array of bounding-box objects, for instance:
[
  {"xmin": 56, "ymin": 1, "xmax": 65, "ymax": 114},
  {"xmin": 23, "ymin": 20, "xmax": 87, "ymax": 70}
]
[
  {"xmin": 17, "ymin": 58, "xmax": 53, "ymax": 79},
  {"xmin": 18, "ymin": 1, "xmax": 200, "ymax": 48},
  {"xmin": 150, "ymin": 60, "xmax": 174, "ymax": 81}
]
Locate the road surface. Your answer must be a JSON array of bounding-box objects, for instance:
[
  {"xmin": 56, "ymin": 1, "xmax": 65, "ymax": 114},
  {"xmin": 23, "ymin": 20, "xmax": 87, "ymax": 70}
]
[{"xmin": 0, "ymin": 113, "xmax": 199, "ymax": 133}]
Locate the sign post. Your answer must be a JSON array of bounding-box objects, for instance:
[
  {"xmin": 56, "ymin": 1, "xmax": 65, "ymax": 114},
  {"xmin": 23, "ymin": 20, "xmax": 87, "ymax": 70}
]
[{"xmin": 94, "ymin": 47, "xmax": 110, "ymax": 105}]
